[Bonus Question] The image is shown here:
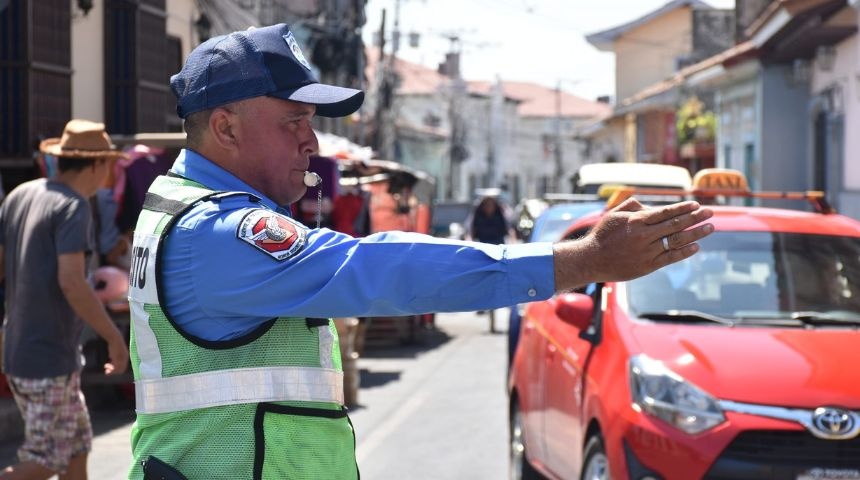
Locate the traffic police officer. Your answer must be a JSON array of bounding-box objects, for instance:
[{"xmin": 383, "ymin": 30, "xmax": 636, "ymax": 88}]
[{"xmin": 127, "ymin": 24, "xmax": 713, "ymax": 479}]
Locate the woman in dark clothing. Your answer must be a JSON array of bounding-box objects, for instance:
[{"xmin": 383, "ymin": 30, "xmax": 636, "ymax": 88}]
[
  {"xmin": 468, "ymin": 195, "xmax": 512, "ymax": 332},
  {"xmin": 470, "ymin": 196, "xmax": 510, "ymax": 245}
]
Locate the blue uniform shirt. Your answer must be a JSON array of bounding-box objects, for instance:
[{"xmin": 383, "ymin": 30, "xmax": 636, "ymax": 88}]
[{"xmin": 162, "ymin": 149, "xmax": 556, "ymax": 341}]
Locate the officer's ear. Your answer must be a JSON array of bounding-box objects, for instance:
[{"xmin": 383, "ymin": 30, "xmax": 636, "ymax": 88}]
[{"xmin": 209, "ymin": 106, "xmax": 239, "ymax": 152}]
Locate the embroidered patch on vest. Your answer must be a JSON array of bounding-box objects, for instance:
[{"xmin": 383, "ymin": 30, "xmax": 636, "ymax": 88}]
[{"xmin": 237, "ymin": 209, "xmax": 307, "ymax": 261}]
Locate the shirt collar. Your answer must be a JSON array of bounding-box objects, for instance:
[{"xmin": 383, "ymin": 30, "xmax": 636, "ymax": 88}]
[{"xmin": 171, "ymin": 149, "xmax": 289, "ymax": 214}]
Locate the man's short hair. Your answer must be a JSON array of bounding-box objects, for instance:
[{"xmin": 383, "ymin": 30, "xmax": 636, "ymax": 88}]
[
  {"xmin": 56, "ymin": 156, "xmax": 103, "ymax": 173},
  {"xmin": 183, "ymin": 109, "xmax": 213, "ymax": 148}
]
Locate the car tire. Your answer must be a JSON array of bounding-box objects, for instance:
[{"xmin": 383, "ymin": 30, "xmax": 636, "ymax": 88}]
[
  {"xmin": 581, "ymin": 434, "xmax": 610, "ymax": 480},
  {"xmin": 510, "ymin": 400, "xmax": 545, "ymax": 480}
]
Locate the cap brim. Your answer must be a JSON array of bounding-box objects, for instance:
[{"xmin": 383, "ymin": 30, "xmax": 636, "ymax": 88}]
[
  {"xmin": 272, "ymin": 83, "xmax": 365, "ymax": 118},
  {"xmin": 39, "ymin": 138, "xmax": 129, "ymax": 159}
]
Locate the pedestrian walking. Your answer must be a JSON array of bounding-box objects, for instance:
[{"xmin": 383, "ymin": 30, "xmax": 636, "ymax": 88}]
[
  {"xmin": 0, "ymin": 119, "xmax": 130, "ymax": 480},
  {"xmin": 468, "ymin": 194, "xmax": 512, "ymax": 245},
  {"xmin": 127, "ymin": 23, "xmax": 713, "ymax": 479},
  {"xmin": 467, "ymin": 194, "xmax": 514, "ymax": 331}
]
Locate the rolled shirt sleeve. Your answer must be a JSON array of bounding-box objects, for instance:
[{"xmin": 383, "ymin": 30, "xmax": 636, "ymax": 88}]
[{"xmin": 162, "ymin": 196, "xmax": 556, "ymax": 341}]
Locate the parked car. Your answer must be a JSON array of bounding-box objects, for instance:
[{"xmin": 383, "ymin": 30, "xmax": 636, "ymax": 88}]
[
  {"xmin": 430, "ymin": 200, "xmax": 473, "ymax": 239},
  {"xmin": 506, "ymin": 163, "xmax": 697, "ymax": 369},
  {"xmin": 509, "ymin": 169, "xmax": 860, "ymax": 480}
]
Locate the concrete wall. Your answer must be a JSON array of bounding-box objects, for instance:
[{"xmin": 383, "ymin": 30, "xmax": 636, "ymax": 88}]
[
  {"xmin": 760, "ymin": 65, "xmax": 810, "ymax": 210},
  {"xmin": 715, "ymin": 62, "xmax": 760, "ymax": 187},
  {"xmin": 583, "ymin": 118, "xmax": 625, "ymax": 165},
  {"xmin": 493, "ymin": 99, "xmax": 524, "ymax": 197},
  {"xmin": 395, "ymin": 94, "xmax": 450, "ymax": 196},
  {"xmin": 614, "ymin": 7, "xmax": 693, "ymax": 101},
  {"xmin": 811, "ymin": 31, "xmax": 860, "ymax": 219},
  {"xmin": 71, "ymin": 0, "xmax": 105, "ymax": 121},
  {"xmin": 167, "ymin": 0, "xmax": 199, "ymax": 60},
  {"xmin": 812, "ymin": 31, "xmax": 860, "ymax": 185}
]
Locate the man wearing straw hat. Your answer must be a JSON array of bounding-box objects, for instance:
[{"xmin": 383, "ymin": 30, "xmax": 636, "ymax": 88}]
[{"xmin": 0, "ymin": 119, "xmax": 129, "ymax": 480}]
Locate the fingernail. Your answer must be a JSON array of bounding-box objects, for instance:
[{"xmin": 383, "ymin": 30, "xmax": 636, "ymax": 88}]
[{"xmin": 704, "ymin": 224, "xmax": 714, "ymax": 233}]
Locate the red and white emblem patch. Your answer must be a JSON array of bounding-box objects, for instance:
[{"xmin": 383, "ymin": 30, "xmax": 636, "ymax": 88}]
[{"xmin": 237, "ymin": 209, "xmax": 307, "ymax": 261}]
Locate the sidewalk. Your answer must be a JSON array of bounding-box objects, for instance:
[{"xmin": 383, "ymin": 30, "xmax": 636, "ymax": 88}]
[{"xmin": 0, "ymin": 397, "xmax": 22, "ymax": 443}]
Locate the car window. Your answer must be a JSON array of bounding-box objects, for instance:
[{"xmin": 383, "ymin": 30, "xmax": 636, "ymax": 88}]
[
  {"xmin": 530, "ymin": 203, "xmax": 603, "ymax": 242},
  {"xmin": 626, "ymin": 231, "xmax": 860, "ymax": 320},
  {"xmin": 430, "ymin": 202, "xmax": 472, "ymax": 235},
  {"xmin": 533, "ymin": 218, "xmax": 580, "ymax": 242}
]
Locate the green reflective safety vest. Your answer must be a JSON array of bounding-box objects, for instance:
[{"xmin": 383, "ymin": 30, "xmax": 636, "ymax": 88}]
[{"xmin": 127, "ymin": 175, "xmax": 358, "ymax": 480}]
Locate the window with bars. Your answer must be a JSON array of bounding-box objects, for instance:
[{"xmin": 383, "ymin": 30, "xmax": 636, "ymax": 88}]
[
  {"xmin": 166, "ymin": 35, "xmax": 183, "ymax": 132},
  {"xmin": 0, "ymin": 0, "xmax": 71, "ymax": 162},
  {"xmin": 104, "ymin": 0, "xmax": 170, "ymax": 134}
]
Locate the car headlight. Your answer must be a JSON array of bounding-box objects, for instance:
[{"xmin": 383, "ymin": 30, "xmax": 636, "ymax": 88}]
[{"xmin": 629, "ymin": 354, "xmax": 725, "ymax": 434}]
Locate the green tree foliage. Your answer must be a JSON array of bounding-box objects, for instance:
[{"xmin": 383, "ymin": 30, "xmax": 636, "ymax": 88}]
[{"xmin": 676, "ymin": 96, "xmax": 716, "ymax": 145}]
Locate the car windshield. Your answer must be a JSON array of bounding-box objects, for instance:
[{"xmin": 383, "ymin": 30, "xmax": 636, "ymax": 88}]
[
  {"xmin": 625, "ymin": 231, "xmax": 860, "ymax": 322},
  {"xmin": 530, "ymin": 203, "xmax": 603, "ymax": 242}
]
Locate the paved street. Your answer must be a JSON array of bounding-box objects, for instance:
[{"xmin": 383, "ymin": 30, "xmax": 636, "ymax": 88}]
[{"xmin": 0, "ymin": 311, "xmax": 512, "ymax": 479}]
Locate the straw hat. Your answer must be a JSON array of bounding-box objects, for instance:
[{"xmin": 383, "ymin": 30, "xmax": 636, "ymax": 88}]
[{"xmin": 39, "ymin": 119, "xmax": 127, "ymax": 159}]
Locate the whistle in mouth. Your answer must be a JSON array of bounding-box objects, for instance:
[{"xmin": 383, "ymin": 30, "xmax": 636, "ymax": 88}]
[{"xmin": 303, "ymin": 171, "xmax": 322, "ymax": 187}]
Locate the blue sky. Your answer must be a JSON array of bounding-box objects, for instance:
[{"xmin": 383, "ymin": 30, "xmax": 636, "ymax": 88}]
[{"xmin": 363, "ymin": 0, "xmax": 735, "ymax": 101}]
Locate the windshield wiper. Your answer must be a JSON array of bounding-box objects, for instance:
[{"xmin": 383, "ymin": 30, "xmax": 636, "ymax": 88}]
[
  {"xmin": 637, "ymin": 310, "xmax": 735, "ymax": 326},
  {"xmin": 790, "ymin": 311, "xmax": 860, "ymax": 326}
]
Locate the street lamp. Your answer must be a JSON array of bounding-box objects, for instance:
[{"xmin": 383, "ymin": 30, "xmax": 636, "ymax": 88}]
[{"xmin": 77, "ymin": 0, "xmax": 93, "ymax": 16}]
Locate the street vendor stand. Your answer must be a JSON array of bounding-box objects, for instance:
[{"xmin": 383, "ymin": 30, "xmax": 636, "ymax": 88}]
[{"xmin": 308, "ymin": 133, "xmax": 436, "ymax": 349}]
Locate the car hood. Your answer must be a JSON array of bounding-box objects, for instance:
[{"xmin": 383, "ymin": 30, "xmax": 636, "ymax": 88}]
[{"xmin": 626, "ymin": 322, "xmax": 860, "ymax": 408}]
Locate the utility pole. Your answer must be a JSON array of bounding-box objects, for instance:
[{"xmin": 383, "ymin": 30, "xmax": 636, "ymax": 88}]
[
  {"xmin": 444, "ymin": 35, "xmax": 466, "ymax": 200},
  {"xmin": 487, "ymin": 78, "xmax": 503, "ymax": 189},
  {"xmin": 554, "ymin": 81, "xmax": 563, "ymax": 192},
  {"xmin": 372, "ymin": 9, "xmax": 390, "ymax": 159},
  {"xmin": 553, "ymin": 79, "xmax": 582, "ymax": 193},
  {"xmin": 373, "ymin": 0, "xmax": 409, "ymax": 162}
]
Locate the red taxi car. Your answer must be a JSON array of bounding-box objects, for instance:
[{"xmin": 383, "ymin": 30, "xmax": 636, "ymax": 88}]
[{"xmin": 509, "ymin": 169, "xmax": 860, "ymax": 480}]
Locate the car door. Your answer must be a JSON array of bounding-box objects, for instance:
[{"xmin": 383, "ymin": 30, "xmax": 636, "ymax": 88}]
[
  {"xmin": 542, "ymin": 228, "xmax": 599, "ymax": 478},
  {"xmin": 516, "ymin": 300, "xmax": 552, "ymax": 465}
]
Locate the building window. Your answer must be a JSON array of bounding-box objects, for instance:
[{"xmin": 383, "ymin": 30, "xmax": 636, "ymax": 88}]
[
  {"xmin": 166, "ymin": 35, "xmax": 183, "ymax": 132},
  {"xmin": 1, "ymin": 0, "xmax": 71, "ymax": 186},
  {"xmin": 105, "ymin": 0, "xmax": 169, "ymax": 134}
]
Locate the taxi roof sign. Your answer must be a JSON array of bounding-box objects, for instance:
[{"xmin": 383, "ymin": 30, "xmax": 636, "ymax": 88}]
[
  {"xmin": 692, "ymin": 168, "xmax": 749, "ymax": 193},
  {"xmin": 597, "ymin": 184, "xmax": 627, "ymax": 199},
  {"xmin": 602, "ymin": 168, "xmax": 834, "ymax": 214}
]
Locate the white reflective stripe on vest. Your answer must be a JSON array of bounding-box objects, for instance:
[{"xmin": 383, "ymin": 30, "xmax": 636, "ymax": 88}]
[
  {"xmin": 135, "ymin": 366, "xmax": 344, "ymax": 414},
  {"xmin": 318, "ymin": 325, "xmax": 335, "ymax": 369}
]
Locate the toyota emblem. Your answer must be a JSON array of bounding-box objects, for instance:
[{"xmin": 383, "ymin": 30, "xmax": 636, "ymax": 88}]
[{"xmin": 811, "ymin": 407, "xmax": 858, "ymax": 439}]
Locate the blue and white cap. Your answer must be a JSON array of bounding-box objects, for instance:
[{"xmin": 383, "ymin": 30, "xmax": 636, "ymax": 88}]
[{"xmin": 170, "ymin": 23, "xmax": 364, "ymax": 118}]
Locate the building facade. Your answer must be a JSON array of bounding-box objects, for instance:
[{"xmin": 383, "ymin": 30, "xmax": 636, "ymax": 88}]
[{"xmin": 0, "ymin": 0, "xmax": 201, "ymax": 192}]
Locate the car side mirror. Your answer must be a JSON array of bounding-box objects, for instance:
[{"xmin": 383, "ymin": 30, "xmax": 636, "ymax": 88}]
[{"xmin": 554, "ymin": 292, "xmax": 594, "ymax": 330}]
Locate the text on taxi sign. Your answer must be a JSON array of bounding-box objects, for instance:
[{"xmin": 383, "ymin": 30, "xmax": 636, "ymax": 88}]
[{"xmin": 692, "ymin": 169, "xmax": 750, "ymax": 192}]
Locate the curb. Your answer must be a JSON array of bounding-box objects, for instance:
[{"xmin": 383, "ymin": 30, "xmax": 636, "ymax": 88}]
[{"xmin": 0, "ymin": 398, "xmax": 23, "ymax": 443}]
